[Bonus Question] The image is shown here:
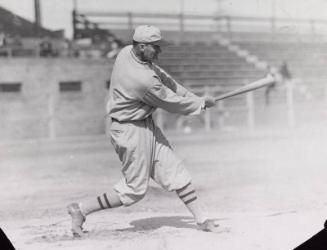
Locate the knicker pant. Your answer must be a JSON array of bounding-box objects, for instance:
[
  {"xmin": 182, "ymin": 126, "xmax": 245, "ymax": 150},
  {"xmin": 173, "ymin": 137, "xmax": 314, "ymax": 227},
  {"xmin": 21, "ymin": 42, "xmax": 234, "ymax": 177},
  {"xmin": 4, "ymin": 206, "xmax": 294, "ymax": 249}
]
[{"xmin": 110, "ymin": 117, "xmax": 191, "ymax": 206}]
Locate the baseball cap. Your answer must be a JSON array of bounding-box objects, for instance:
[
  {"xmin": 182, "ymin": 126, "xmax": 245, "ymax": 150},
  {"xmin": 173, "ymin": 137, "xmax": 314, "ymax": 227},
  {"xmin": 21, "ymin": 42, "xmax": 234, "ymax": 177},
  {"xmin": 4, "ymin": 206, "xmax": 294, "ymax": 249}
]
[{"xmin": 133, "ymin": 25, "xmax": 170, "ymax": 46}]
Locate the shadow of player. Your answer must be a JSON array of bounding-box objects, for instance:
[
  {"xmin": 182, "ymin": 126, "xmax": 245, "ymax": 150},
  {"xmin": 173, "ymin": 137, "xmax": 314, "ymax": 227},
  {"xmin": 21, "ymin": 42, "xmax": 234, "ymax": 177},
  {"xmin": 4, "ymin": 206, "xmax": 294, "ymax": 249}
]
[{"xmin": 116, "ymin": 216, "xmax": 197, "ymax": 232}]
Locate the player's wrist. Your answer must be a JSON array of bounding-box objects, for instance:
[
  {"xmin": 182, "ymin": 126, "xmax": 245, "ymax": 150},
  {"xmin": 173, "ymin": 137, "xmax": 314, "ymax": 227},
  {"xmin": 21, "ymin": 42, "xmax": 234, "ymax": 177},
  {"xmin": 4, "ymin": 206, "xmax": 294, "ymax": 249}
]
[
  {"xmin": 203, "ymin": 96, "xmax": 216, "ymax": 109},
  {"xmin": 201, "ymin": 99, "xmax": 206, "ymax": 110}
]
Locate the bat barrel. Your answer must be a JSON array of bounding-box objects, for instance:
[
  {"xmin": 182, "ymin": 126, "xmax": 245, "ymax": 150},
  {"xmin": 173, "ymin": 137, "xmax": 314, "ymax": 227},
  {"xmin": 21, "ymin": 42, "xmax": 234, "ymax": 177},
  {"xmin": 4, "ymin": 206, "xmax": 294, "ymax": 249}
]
[{"xmin": 215, "ymin": 74, "xmax": 275, "ymax": 102}]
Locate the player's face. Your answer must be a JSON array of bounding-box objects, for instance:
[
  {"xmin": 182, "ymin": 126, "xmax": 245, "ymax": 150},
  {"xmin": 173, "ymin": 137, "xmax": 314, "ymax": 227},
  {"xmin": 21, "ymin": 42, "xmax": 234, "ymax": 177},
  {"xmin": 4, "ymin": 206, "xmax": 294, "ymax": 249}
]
[{"xmin": 141, "ymin": 43, "xmax": 161, "ymax": 62}]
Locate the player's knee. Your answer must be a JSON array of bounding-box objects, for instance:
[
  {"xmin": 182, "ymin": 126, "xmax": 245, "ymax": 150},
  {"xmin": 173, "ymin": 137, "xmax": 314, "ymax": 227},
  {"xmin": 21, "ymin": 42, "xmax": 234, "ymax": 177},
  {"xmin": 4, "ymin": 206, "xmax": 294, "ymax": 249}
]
[
  {"xmin": 116, "ymin": 179, "xmax": 150, "ymax": 206},
  {"xmin": 133, "ymin": 192, "xmax": 146, "ymax": 203},
  {"xmin": 121, "ymin": 184, "xmax": 148, "ymax": 206},
  {"xmin": 124, "ymin": 192, "xmax": 146, "ymax": 206}
]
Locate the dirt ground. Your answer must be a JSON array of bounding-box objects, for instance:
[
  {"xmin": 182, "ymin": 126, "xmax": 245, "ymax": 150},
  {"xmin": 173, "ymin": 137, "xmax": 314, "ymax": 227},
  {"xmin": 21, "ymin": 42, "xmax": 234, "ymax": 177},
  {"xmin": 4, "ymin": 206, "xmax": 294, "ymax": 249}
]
[{"xmin": 1, "ymin": 125, "xmax": 327, "ymax": 250}]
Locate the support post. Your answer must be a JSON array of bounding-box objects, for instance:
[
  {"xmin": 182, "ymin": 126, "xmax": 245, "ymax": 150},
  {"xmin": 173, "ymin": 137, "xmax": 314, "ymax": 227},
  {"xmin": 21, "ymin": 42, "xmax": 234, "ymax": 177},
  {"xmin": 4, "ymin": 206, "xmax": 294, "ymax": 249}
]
[
  {"xmin": 217, "ymin": 100, "xmax": 225, "ymax": 129},
  {"xmin": 270, "ymin": 17, "xmax": 276, "ymax": 41},
  {"xmin": 48, "ymin": 81, "xmax": 57, "ymax": 140},
  {"xmin": 34, "ymin": 0, "xmax": 42, "ymax": 37},
  {"xmin": 72, "ymin": 10, "xmax": 77, "ymax": 40},
  {"xmin": 179, "ymin": 13, "xmax": 184, "ymax": 33},
  {"xmin": 286, "ymin": 80, "xmax": 295, "ymax": 129},
  {"xmin": 7, "ymin": 48, "xmax": 12, "ymax": 57},
  {"xmin": 226, "ymin": 16, "xmax": 232, "ymax": 39},
  {"xmin": 204, "ymin": 85, "xmax": 211, "ymax": 131},
  {"xmin": 246, "ymin": 90, "xmax": 255, "ymax": 131},
  {"xmin": 127, "ymin": 12, "xmax": 133, "ymax": 31}
]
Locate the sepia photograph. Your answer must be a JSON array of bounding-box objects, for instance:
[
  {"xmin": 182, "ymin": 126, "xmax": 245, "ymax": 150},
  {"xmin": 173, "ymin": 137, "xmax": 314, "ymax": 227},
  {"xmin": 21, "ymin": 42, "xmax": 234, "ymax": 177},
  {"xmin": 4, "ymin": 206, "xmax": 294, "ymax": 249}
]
[{"xmin": 1, "ymin": 0, "xmax": 327, "ymax": 249}]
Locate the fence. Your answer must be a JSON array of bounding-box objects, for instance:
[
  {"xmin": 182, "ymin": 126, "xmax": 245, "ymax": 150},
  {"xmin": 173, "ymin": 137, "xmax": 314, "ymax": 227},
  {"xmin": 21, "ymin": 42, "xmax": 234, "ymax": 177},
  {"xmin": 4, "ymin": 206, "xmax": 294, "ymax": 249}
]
[
  {"xmin": 0, "ymin": 58, "xmax": 111, "ymax": 141},
  {"xmin": 1, "ymin": 76, "xmax": 326, "ymax": 141},
  {"xmin": 156, "ymin": 79, "xmax": 327, "ymax": 133}
]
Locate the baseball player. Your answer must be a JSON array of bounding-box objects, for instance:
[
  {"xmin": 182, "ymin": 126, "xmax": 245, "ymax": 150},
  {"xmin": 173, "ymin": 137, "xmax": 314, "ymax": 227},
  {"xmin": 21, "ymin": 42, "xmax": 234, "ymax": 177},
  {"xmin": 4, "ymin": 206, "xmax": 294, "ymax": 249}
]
[{"xmin": 67, "ymin": 25, "xmax": 220, "ymax": 237}]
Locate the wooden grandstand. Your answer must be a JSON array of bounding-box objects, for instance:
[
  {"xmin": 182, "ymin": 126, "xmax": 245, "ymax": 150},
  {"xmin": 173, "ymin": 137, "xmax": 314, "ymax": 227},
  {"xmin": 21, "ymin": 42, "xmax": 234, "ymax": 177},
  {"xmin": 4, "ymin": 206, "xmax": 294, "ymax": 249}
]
[
  {"xmin": 1, "ymin": 10, "xmax": 327, "ymax": 140},
  {"xmin": 0, "ymin": 5, "xmax": 65, "ymax": 57}
]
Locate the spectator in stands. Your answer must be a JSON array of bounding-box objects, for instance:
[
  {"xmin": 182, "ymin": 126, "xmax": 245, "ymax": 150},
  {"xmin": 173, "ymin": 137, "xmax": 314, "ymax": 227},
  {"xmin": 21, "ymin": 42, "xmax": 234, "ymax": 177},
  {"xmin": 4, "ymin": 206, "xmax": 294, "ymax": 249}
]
[
  {"xmin": 265, "ymin": 61, "xmax": 293, "ymax": 105},
  {"xmin": 0, "ymin": 31, "xmax": 6, "ymax": 47},
  {"xmin": 279, "ymin": 60, "xmax": 292, "ymax": 81},
  {"xmin": 0, "ymin": 31, "xmax": 9, "ymax": 57},
  {"xmin": 39, "ymin": 37, "xmax": 54, "ymax": 57},
  {"xmin": 106, "ymin": 38, "xmax": 123, "ymax": 59},
  {"xmin": 11, "ymin": 35, "xmax": 22, "ymax": 47}
]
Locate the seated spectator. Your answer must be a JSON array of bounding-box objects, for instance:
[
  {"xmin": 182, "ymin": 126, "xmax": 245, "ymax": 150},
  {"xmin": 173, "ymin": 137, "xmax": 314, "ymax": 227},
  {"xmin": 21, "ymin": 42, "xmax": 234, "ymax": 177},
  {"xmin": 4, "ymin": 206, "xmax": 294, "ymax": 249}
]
[
  {"xmin": 39, "ymin": 38, "xmax": 54, "ymax": 57},
  {"xmin": 106, "ymin": 39, "xmax": 123, "ymax": 59},
  {"xmin": 265, "ymin": 61, "xmax": 293, "ymax": 105},
  {"xmin": 11, "ymin": 35, "xmax": 22, "ymax": 47},
  {"xmin": 0, "ymin": 31, "xmax": 6, "ymax": 47},
  {"xmin": 279, "ymin": 60, "xmax": 292, "ymax": 81},
  {"xmin": 0, "ymin": 31, "xmax": 9, "ymax": 57}
]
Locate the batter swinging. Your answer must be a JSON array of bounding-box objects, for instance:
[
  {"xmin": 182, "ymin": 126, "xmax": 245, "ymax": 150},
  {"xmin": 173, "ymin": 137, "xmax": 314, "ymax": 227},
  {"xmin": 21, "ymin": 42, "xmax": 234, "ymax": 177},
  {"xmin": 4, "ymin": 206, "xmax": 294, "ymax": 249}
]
[{"xmin": 67, "ymin": 25, "xmax": 220, "ymax": 237}]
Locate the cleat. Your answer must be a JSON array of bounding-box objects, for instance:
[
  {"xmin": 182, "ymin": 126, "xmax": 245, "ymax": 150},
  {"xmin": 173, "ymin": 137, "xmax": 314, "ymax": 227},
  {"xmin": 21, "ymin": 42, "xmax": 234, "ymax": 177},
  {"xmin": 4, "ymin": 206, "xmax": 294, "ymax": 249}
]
[
  {"xmin": 197, "ymin": 219, "xmax": 223, "ymax": 233},
  {"xmin": 67, "ymin": 203, "xmax": 86, "ymax": 237}
]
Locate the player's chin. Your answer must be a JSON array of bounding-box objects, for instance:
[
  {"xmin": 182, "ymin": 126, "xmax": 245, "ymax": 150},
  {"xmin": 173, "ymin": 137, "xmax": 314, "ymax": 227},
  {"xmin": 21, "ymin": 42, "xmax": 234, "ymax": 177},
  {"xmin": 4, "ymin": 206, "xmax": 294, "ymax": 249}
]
[
  {"xmin": 146, "ymin": 56, "xmax": 158, "ymax": 63},
  {"xmin": 152, "ymin": 54, "xmax": 159, "ymax": 62}
]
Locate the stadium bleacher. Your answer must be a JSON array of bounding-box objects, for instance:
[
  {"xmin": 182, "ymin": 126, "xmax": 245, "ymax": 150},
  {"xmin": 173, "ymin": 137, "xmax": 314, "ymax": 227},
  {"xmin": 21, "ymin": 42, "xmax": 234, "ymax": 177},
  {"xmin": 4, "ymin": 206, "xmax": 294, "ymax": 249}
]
[
  {"xmin": 1, "ymin": 8, "xmax": 327, "ymax": 140},
  {"xmin": 0, "ymin": 5, "xmax": 66, "ymax": 58},
  {"xmin": 236, "ymin": 40, "xmax": 327, "ymax": 101},
  {"xmin": 160, "ymin": 43, "xmax": 263, "ymax": 84}
]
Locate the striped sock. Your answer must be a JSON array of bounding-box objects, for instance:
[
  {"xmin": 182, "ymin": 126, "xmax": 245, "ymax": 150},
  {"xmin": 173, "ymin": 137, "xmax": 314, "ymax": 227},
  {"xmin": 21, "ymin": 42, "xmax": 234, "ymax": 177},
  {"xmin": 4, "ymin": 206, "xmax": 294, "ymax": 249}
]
[
  {"xmin": 97, "ymin": 190, "xmax": 122, "ymax": 210},
  {"xmin": 97, "ymin": 193, "xmax": 112, "ymax": 209},
  {"xmin": 176, "ymin": 182, "xmax": 197, "ymax": 205},
  {"xmin": 79, "ymin": 189, "xmax": 122, "ymax": 216},
  {"xmin": 176, "ymin": 182, "xmax": 207, "ymax": 224}
]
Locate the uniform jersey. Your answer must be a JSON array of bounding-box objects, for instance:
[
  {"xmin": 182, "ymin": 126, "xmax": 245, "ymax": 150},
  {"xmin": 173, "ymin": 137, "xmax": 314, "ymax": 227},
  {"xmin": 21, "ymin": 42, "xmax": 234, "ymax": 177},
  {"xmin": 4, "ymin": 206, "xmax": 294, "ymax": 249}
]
[{"xmin": 107, "ymin": 45, "xmax": 204, "ymax": 121}]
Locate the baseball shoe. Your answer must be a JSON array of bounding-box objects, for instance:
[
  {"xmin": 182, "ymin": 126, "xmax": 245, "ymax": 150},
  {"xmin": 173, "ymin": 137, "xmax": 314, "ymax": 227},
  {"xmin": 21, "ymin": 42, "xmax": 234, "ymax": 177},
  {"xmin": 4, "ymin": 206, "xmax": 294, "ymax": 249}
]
[
  {"xmin": 197, "ymin": 219, "xmax": 223, "ymax": 233},
  {"xmin": 67, "ymin": 203, "xmax": 86, "ymax": 237}
]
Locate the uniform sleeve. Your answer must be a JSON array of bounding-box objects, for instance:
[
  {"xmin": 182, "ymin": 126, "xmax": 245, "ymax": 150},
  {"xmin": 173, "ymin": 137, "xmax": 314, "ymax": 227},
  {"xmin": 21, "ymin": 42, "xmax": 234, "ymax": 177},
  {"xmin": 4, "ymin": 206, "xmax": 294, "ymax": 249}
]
[
  {"xmin": 142, "ymin": 76, "xmax": 205, "ymax": 116},
  {"xmin": 152, "ymin": 64, "xmax": 198, "ymax": 98}
]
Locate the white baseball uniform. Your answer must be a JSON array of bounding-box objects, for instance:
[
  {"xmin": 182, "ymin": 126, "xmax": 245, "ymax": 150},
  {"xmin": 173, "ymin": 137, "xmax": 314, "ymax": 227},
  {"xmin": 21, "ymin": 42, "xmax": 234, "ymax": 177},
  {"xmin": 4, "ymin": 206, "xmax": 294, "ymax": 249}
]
[{"xmin": 107, "ymin": 45, "xmax": 204, "ymax": 206}]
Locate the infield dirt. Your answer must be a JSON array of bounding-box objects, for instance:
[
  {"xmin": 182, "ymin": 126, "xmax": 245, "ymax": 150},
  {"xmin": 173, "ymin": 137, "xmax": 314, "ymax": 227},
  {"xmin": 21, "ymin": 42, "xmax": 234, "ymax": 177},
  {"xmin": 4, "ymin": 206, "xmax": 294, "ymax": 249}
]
[{"xmin": 1, "ymin": 125, "xmax": 327, "ymax": 250}]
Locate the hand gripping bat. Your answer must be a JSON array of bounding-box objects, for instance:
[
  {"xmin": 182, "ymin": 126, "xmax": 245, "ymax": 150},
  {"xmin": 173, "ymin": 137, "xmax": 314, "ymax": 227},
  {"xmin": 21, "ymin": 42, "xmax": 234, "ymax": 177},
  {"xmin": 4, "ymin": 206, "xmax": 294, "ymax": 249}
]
[{"xmin": 215, "ymin": 74, "xmax": 275, "ymax": 102}]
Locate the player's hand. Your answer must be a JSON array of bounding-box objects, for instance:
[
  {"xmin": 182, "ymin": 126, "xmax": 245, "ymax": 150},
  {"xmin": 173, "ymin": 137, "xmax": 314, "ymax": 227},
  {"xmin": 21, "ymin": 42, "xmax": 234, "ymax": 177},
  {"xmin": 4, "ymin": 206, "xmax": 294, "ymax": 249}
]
[{"xmin": 203, "ymin": 95, "xmax": 216, "ymax": 109}]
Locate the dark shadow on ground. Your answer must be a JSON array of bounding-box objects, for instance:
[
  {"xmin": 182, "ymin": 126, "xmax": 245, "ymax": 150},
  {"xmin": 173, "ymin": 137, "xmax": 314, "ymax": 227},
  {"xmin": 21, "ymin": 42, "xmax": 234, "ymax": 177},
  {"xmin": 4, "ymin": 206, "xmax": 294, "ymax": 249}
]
[{"xmin": 116, "ymin": 216, "xmax": 196, "ymax": 232}]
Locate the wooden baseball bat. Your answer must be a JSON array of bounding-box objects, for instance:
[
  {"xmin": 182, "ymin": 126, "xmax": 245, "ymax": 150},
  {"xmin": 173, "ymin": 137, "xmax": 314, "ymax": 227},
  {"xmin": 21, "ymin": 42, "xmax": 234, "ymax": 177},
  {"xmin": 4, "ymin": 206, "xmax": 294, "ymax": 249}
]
[{"xmin": 215, "ymin": 74, "xmax": 275, "ymax": 102}]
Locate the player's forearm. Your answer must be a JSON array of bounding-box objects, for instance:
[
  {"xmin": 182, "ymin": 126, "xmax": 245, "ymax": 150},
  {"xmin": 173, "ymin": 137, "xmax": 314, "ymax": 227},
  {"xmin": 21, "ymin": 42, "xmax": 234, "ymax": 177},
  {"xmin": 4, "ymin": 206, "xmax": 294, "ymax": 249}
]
[{"xmin": 142, "ymin": 84, "xmax": 203, "ymax": 116}]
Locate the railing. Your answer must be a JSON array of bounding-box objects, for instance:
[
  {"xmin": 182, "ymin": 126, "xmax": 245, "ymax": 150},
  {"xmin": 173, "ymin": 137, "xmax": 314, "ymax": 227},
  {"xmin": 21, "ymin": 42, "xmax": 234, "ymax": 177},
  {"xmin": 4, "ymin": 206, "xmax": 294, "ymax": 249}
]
[
  {"xmin": 74, "ymin": 10, "xmax": 327, "ymax": 36},
  {"xmin": 0, "ymin": 47, "xmax": 39, "ymax": 57},
  {"xmin": 155, "ymin": 78, "xmax": 322, "ymax": 133},
  {"xmin": 154, "ymin": 82, "xmax": 254, "ymax": 132}
]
